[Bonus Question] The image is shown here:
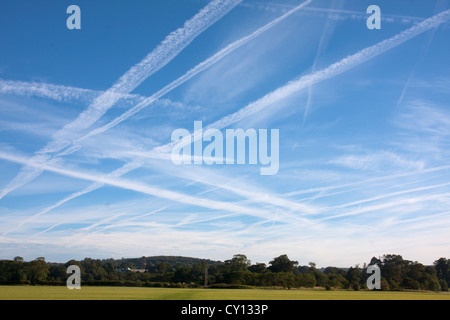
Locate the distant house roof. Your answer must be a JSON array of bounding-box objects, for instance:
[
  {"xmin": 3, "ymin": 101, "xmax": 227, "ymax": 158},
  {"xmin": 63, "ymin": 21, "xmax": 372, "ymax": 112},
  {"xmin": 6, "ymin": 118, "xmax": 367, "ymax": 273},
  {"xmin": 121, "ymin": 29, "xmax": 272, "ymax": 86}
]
[{"xmin": 128, "ymin": 268, "xmax": 146, "ymax": 273}]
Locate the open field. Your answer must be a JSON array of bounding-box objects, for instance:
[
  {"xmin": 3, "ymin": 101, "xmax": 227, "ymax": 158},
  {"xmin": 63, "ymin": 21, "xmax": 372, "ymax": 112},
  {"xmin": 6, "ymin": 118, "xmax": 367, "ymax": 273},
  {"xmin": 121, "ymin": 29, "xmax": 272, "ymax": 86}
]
[{"xmin": 0, "ymin": 286, "xmax": 449, "ymax": 300}]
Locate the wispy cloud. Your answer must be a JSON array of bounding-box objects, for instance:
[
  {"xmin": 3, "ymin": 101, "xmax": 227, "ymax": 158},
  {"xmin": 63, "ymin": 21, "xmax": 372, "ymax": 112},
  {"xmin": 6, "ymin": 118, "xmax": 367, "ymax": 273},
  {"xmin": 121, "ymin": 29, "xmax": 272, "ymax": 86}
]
[
  {"xmin": 0, "ymin": 151, "xmax": 292, "ymax": 223},
  {"xmin": 330, "ymin": 182, "xmax": 450, "ymax": 210},
  {"xmin": 320, "ymin": 192, "xmax": 450, "ymax": 221},
  {"xmin": 1, "ymin": 0, "xmax": 318, "ymax": 231},
  {"xmin": 6, "ymin": 6, "xmax": 448, "ymax": 235},
  {"xmin": 285, "ymin": 164, "xmax": 450, "ymax": 197},
  {"xmin": 0, "ymin": 0, "xmax": 242, "ymax": 200},
  {"xmin": 395, "ymin": 101, "xmax": 450, "ymax": 137},
  {"xmin": 2, "ymin": 2, "xmax": 450, "ymax": 265},
  {"xmin": 392, "ymin": 101, "xmax": 450, "ymax": 158},
  {"xmin": 0, "ymin": 78, "xmax": 193, "ymax": 111},
  {"xmin": 242, "ymin": 1, "xmax": 427, "ymax": 24},
  {"xmin": 1, "ymin": 162, "xmax": 142, "ymax": 237},
  {"xmin": 164, "ymin": 7, "xmax": 450, "ymax": 153},
  {"xmin": 329, "ymin": 150, "xmax": 425, "ymax": 172},
  {"xmin": 5, "ymin": 3, "xmax": 447, "ymax": 213},
  {"xmin": 127, "ymin": 154, "xmax": 320, "ymax": 215},
  {"xmin": 69, "ymin": 0, "xmax": 315, "ymax": 146},
  {"xmin": 0, "ymin": 79, "xmax": 98, "ymax": 104},
  {"xmin": 303, "ymin": 0, "xmax": 342, "ymax": 124}
]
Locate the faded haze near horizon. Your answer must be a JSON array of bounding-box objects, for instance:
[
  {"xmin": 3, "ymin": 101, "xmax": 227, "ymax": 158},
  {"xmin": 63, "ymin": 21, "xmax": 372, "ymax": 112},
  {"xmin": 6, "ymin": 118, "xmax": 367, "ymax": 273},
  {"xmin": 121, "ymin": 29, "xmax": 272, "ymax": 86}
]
[{"xmin": 0, "ymin": 0, "xmax": 449, "ymax": 267}]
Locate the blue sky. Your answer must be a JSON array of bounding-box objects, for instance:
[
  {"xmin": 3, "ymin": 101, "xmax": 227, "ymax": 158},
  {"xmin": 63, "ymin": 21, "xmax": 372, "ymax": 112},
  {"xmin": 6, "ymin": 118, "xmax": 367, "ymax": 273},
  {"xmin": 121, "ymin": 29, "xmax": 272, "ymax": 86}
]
[{"xmin": 0, "ymin": 0, "xmax": 449, "ymax": 267}]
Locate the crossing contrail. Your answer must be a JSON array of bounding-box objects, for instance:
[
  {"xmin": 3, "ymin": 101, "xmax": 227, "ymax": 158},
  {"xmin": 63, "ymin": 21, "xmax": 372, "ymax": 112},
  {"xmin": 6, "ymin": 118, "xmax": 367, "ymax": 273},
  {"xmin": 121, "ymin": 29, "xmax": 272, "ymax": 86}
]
[
  {"xmin": 70, "ymin": 0, "xmax": 315, "ymax": 145},
  {"xmin": 0, "ymin": 0, "xmax": 242, "ymax": 200},
  {"xmin": 2, "ymin": 6, "xmax": 449, "ymax": 236}
]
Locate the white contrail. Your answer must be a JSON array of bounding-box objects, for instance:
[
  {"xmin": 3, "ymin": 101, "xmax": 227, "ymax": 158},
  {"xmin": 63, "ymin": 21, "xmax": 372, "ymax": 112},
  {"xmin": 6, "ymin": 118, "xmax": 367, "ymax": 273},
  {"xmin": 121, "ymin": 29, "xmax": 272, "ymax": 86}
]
[
  {"xmin": 0, "ymin": 151, "xmax": 289, "ymax": 223},
  {"xmin": 330, "ymin": 182, "xmax": 450, "ymax": 210},
  {"xmin": 303, "ymin": 0, "xmax": 341, "ymax": 124},
  {"xmin": 0, "ymin": 78, "xmax": 164, "ymax": 107},
  {"xmin": 155, "ymin": 8, "xmax": 450, "ymax": 154},
  {"xmin": 1, "ymin": 162, "xmax": 142, "ymax": 237},
  {"xmin": 0, "ymin": 0, "xmax": 241, "ymax": 200},
  {"xmin": 320, "ymin": 192, "xmax": 450, "ymax": 221},
  {"xmin": 3, "ymin": 7, "xmax": 449, "ymax": 232},
  {"xmin": 285, "ymin": 165, "xmax": 450, "ymax": 197},
  {"xmin": 121, "ymin": 150, "xmax": 319, "ymax": 214},
  {"xmin": 243, "ymin": 1, "xmax": 426, "ymax": 24},
  {"xmin": 0, "ymin": 79, "xmax": 98, "ymax": 103},
  {"xmin": 0, "ymin": 79, "xmax": 199, "ymax": 119},
  {"xmin": 10, "ymin": 6, "xmax": 448, "ymax": 224},
  {"xmin": 395, "ymin": 1, "xmax": 442, "ymax": 108},
  {"xmin": 32, "ymin": 206, "xmax": 168, "ymax": 238},
  {"xmin": 69, "ymin": 0, "xmax": 315, "ymax": 145},
  {"xmin": 0, "ymin": 0, "xmax": 316, "ymax": 218},
  {"xmin": 44, "ymin": 0, "xmax": 242, "ymax": 154},
  {"xmin": 205, "ymin": 8, "xmax": 450, "ymax": 136}
]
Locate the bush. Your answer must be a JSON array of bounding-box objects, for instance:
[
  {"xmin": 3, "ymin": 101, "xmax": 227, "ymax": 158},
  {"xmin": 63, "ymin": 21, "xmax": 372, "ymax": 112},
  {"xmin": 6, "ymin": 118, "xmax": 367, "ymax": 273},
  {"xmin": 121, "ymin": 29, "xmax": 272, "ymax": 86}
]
[
  {"xmin": 388, "ymin": 281, "xmax": 401, "ymax": 291},
  {"xmin": 401, "ymin": 277, "xmax": 420, "ymax": 290},
  {"xmin": 296, "ymin": 274, "xmax": 316, "ymax": 288},
  {"xmin": 210, "ymin": 283, "xmax": 254, "ymax": 289},
  {"xmin": 352, "ymin": 283, "xmax": 360, "ymax": 291},
  {"xmin": 427, "ymin": 279, "xmax": 441, "ymax": 291},
  {"xmin": 439, "ymin": 279, "xmax": 448, "ymax": 292},
  {"xmin": 380, "ymin": 279, "xmax": 390, "ymax": 291},
  {"xmin": 324, "ymin": 284, "xmax": 332, "ymax": 291}
]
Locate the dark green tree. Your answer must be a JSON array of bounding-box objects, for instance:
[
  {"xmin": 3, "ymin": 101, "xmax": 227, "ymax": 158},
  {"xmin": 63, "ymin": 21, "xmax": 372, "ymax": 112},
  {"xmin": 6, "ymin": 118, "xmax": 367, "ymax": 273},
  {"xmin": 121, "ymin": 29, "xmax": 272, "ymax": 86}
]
[
  {"xmin": 434, "ymin": 258, "xmax": 449, "ymax": 287},
  {"xmin": 346, "ymin": 267, "xmax": 361, "ymax": 290},
  {"xmin": 269, "ymin": 255, "xmax": 298, "ymax": 273},
  {"xmin": 248, "ymin": 263, "xmax": 267, "ymax": 273},
  {"xmin": 27, "ymin": 258, "xmax": 49, "ymax": 284},
  {"xmin": 225, "ymin": 254, "xmax": 251, "ymax": 272},
  {"xmin": 174, "ymin": 266, "xmax": 193, "ymax": 283}
]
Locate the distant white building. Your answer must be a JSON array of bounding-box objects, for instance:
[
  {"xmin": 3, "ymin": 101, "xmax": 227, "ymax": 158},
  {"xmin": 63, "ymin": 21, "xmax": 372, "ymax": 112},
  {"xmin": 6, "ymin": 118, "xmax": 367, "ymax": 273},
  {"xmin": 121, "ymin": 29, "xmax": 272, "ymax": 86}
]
[{"xmin": 127, "ymin": 268, "xmax": 146, "ymax": 273}]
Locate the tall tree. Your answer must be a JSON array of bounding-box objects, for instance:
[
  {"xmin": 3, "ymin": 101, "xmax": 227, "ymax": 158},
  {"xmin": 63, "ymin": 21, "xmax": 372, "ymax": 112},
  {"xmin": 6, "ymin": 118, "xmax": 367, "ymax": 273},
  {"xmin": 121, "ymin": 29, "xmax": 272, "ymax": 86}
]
[
  {"xmin": 248, "ymin": 263, "xmax": 267, "ymax": 273},
  {"xmin": 434, "ymin": 258, "xmax": 449, "ymax": 283},
  {"xmin": 225, "ymin": 254, "xmax": 251, "ymax": 272},
  {"xmin": 269, "ymin": 255, "xmax": 298, "ymax": 273},
  {"xmin": 27, "ymin": 258, "xmax": 49, "ymax": 284}
]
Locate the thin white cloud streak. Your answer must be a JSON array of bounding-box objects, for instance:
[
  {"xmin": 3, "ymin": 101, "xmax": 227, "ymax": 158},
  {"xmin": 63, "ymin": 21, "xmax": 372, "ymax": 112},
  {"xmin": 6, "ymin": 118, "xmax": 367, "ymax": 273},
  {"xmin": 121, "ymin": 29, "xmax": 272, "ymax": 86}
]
[
  {"xmin": 294, "ymin": 173, "xmax": 448, "ymax": 203},
  {"xmin": 32, "ymin": 205, "xmax": 170, "ymax": 238},
  {"xmin": 82, "ymin": 210, "xmax": 240, "ymax": 241},
  {"xmin": 70, "ymin": 0, "xmax": 315, "ymax": 145},
  {"xmin": 303, "ymin": 0, "xmax": 341, "ymax": 124},
  {"xmin": 377, "ymin": 210, "xmax": 450, "ymax": 231},
  {"xmin": 5, "ymin": 5, "xmax": 449, "ymax": 240},
  {"xmin": 121, "ymin": 150, "xmax": 319, "ymax": 215},
  {"xmin": 285, "ymin": 165, "xmax": 450, "ymax": 197},
  {"xmin": 0, "ymin": 0, "xmax": 318, "ymax": 229},
  {"xmin": 21, "ymin": 7, "xmax": 448, "ymax": 228},
  {"xmin": 0, "ymin": 0, "xmax": 242, "ymax": 200},
  {"xmin": 329, "ymin": 182, "xmax": 450, "ymax": 210},
  {"xmin": 1, "ymin": 162, "xmax": 142, "ymax": 237},
  {"xmin": 43, "ymin": 0, "xmax": 242, "ymax": 153},
  {"xmin": 396, "ymin": 12, "xmax": 439, "ymax": 107},
  {"xmin": 242, "ymin": 1, "xmax": 426, "ymax": 24},
  {"xmin": 87, "ymin": 207, "xmax": 171, "ymax": 235},
  {"xmin": 329, "ymin": 151, "xmax": 425, "ymax": 171},
  {"xmin": 0, "ymin": 78, "xmax": 192, "ymax": 111},
  {"xmin": 0, "ymin": 79, "xmax": 98, "ymax": 104},
  {"xmin": 392, "ymin": 102, "xmax": 450, "ymax": 157},
  {"xmin": 155, "ymin": 8, "xmax": 450, "ymax": 154},
  {"xmin": 320, "ymin": 192, "xmax": 450, "ymax": 221},
  {"xmin": 0, "ymin": 151, "xmax": 291, "ymax": 223},
  {"xmin": 395, "ymin": 102, "xmax": 450, "ymax": 137}
]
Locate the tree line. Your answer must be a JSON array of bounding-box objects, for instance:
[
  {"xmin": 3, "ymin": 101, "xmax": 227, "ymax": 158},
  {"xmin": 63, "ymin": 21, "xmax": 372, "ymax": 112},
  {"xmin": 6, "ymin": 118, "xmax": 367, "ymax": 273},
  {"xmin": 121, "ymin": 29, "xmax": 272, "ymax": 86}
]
[{"xmin": 0, "ymin": 254, "xmax": 448, "ymax": 291}]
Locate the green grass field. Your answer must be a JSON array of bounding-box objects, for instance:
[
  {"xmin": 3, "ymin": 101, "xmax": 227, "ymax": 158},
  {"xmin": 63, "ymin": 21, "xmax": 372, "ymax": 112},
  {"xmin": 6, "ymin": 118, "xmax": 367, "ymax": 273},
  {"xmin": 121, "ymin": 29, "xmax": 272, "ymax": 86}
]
[{"xmin": 0, "ymin": 286, "xmax": 449, "ymax": 300}]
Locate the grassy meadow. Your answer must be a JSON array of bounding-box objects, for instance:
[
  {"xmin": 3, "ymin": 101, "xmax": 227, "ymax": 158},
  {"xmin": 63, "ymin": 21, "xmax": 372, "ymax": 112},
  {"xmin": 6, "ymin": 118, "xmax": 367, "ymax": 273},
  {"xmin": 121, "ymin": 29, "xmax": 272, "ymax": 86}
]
[{"xmin": 0, "ymin": 286, "xmax": 449, "ymax": 300}]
